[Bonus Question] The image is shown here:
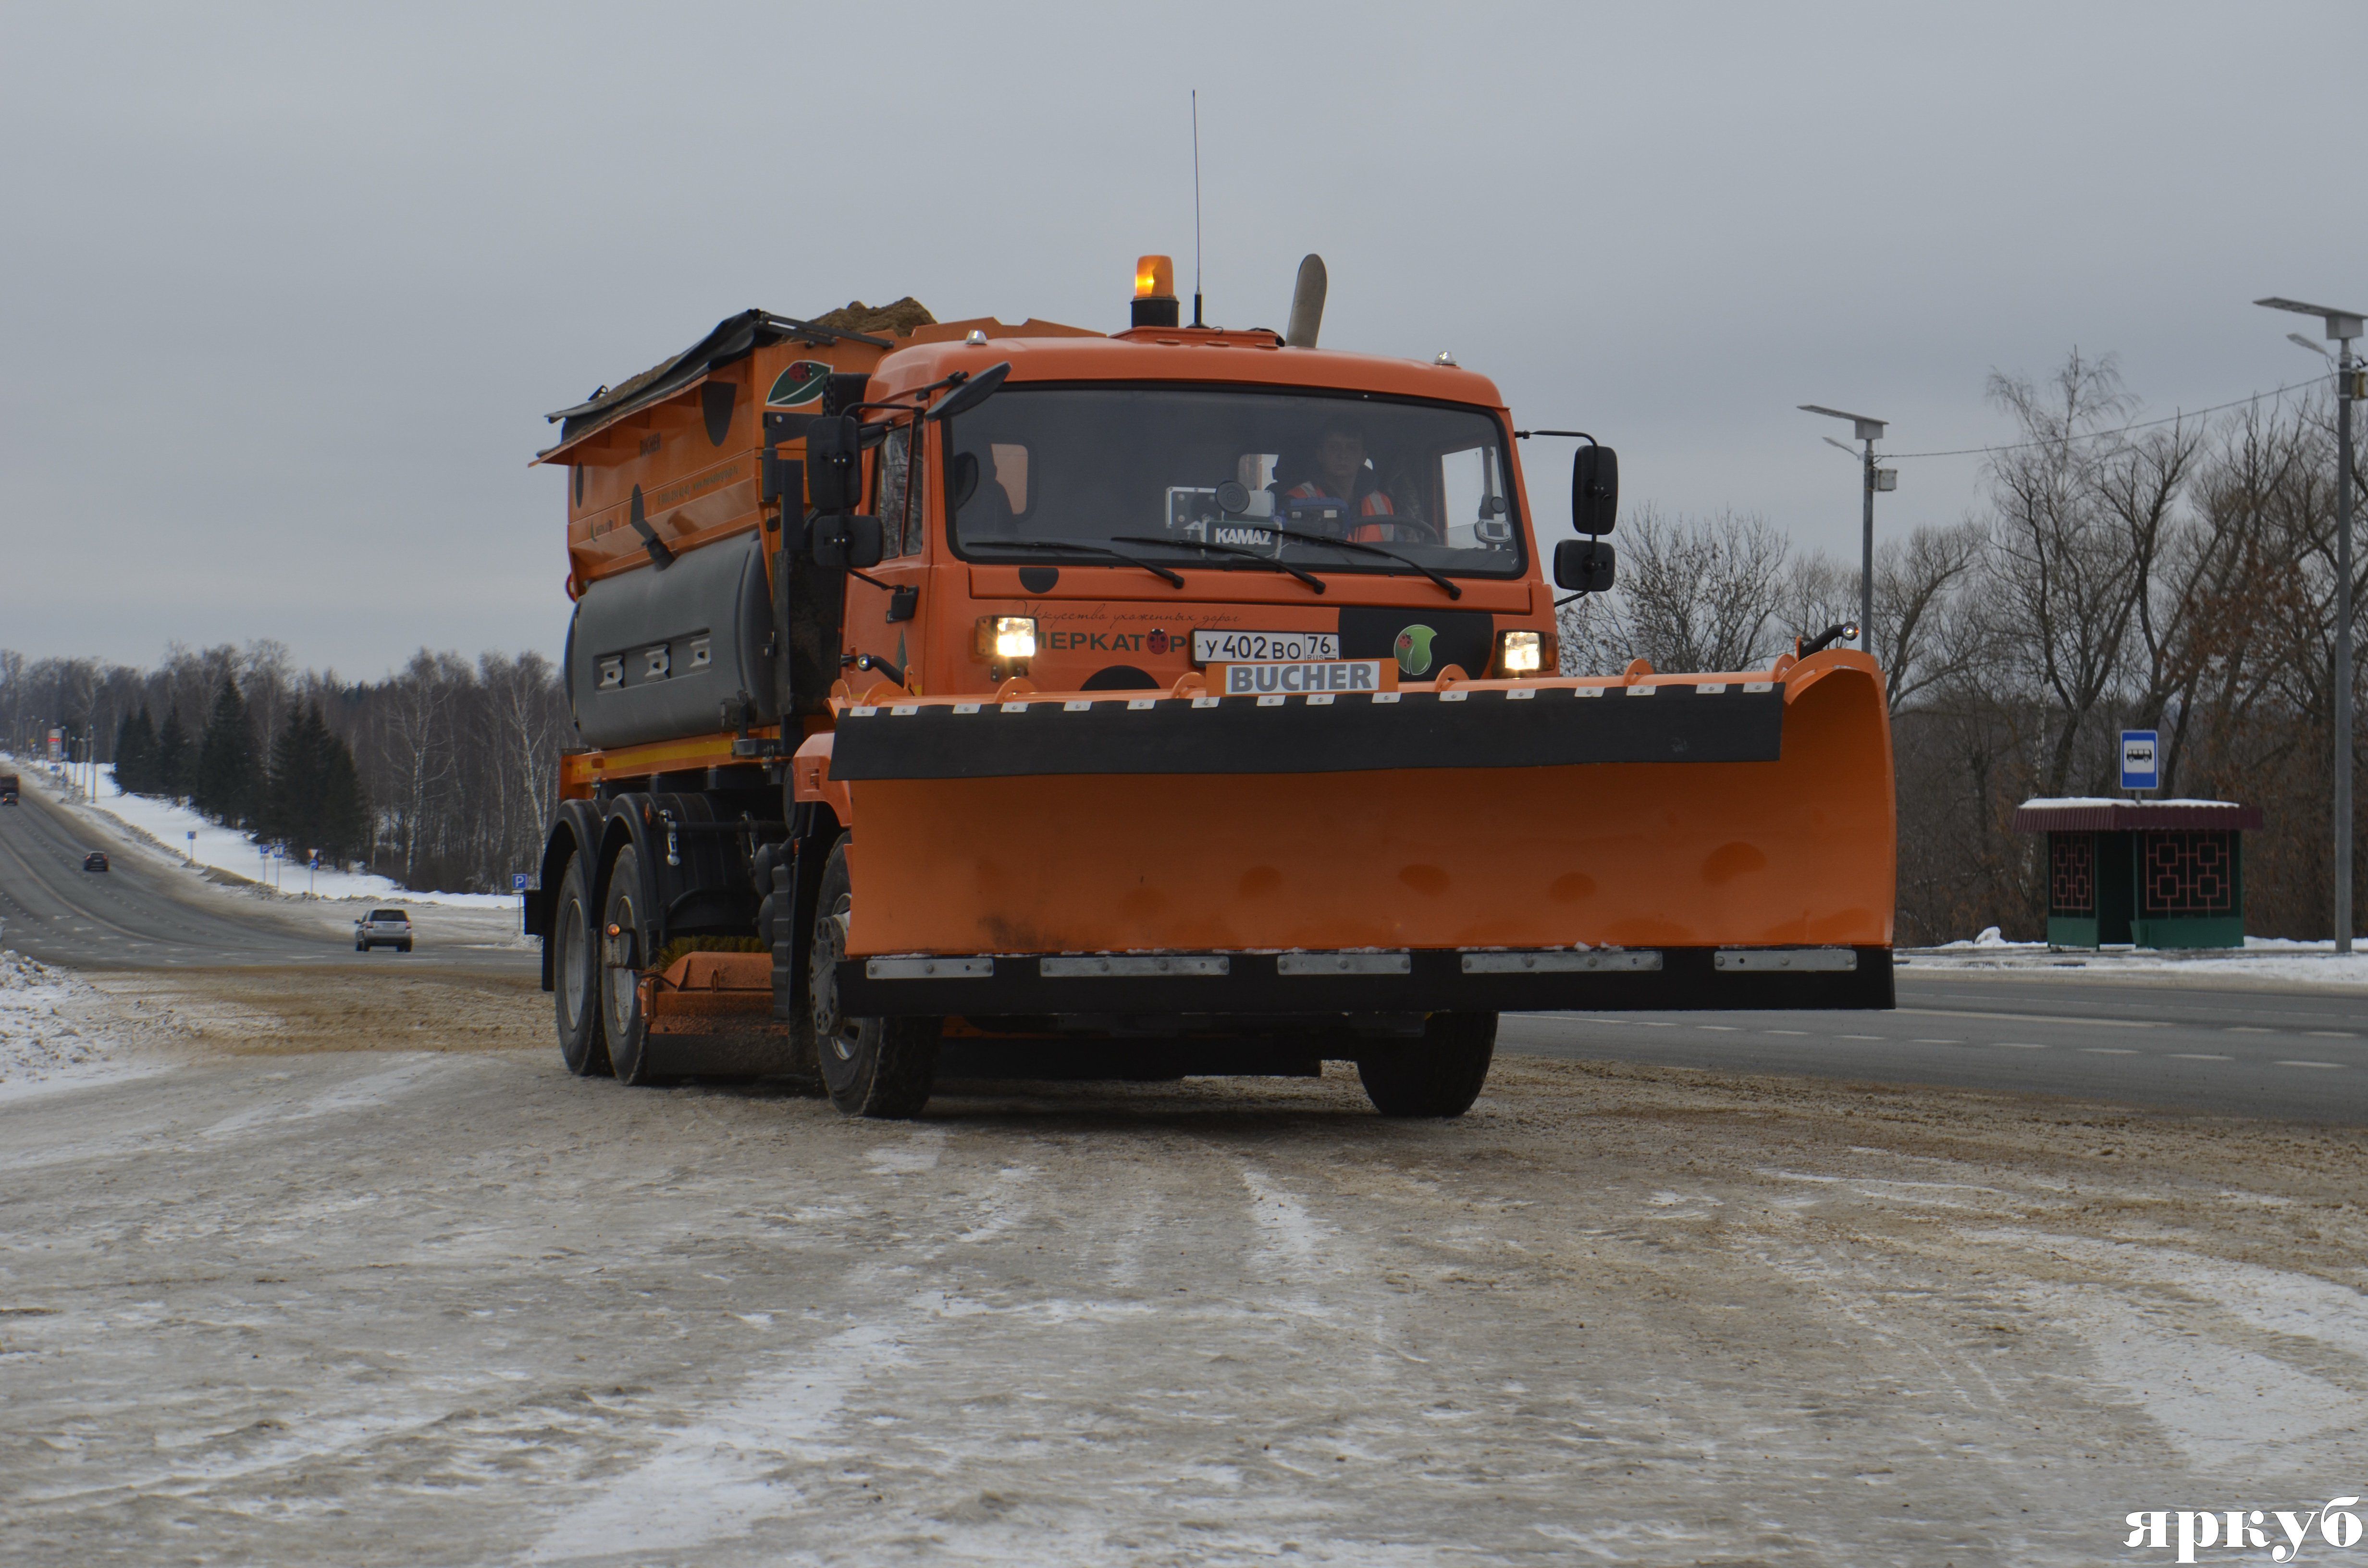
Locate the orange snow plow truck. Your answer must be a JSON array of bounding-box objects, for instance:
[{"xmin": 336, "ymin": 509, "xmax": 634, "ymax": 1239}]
[{"xmin": 524, "ymin": 256, "xmax": 1895, "ymax": 1119}]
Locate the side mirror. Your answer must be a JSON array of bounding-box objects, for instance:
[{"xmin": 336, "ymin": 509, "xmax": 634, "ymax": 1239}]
[
  {"xmin": 806, "ymin": 415, "xmax": 864, "ymax": 514},
  {"xmin": 1554, "ymin": 538, "xmax": 1616, "ymax": 593},
  {"xmin": 811, "ymin": 514, "xmax": 884, "ymax": 570},
  {"xmin": 1572, "ymin": 445, "xmax": 1618, "ymax": 535},
  {"xmin": 930, "ymin": 361, "xmax": 1011, "ymax": 422}
]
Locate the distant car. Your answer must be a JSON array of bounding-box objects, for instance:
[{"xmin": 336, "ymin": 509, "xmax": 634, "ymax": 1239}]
[
  {"xmin": 82, "ymin": 851, "xmax": 108, "ymax": 872},
  {"xmin": 356, "ymin": 908, "xmax": 413, "ymax": 953}
]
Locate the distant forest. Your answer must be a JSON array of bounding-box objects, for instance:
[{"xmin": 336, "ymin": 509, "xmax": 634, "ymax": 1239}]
[{"xmin": 0, "ymin": 647, "xmax": 567, "ymax": 894}]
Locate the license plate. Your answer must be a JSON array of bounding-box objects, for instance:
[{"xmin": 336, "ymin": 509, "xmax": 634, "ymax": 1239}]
[
  {"xmin": 1221, "ymin": 659, "xmax": 1388, "ymax": 696},
  {"xmin": 1193, "ymin": 629, "xmax": 1339, "ymax": 663}
]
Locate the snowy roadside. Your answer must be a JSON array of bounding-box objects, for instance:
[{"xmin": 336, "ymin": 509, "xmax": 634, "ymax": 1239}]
[
  {"xmin": 1900, "ymin": 930, "xmax": 2368, "ymax": 990},
  {"xmin": 0, "ymin": 950, "xmax": 160, "ymax": 1102},
  {"xmin": 3, "ymin": 754, "xmax": 520, "ymax": 911}
]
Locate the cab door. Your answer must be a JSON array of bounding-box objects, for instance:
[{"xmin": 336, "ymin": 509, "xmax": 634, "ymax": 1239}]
[{"xmin": 840, "ymin": 419, "xmax": 933, "ymax": 694}]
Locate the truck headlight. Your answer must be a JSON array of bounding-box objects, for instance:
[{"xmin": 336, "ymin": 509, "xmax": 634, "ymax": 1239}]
[
  {"xmin": 1497, "ymin": 630, "xmax": 1542, "ymax": 675},
  {"xmin": 977, "ymin": 615, "xmax": 1037, "ymax": 660}
]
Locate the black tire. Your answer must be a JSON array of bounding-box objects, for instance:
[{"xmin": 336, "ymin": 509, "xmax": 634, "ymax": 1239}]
[
  {"xmin": 552, "ymin": 851, "xmax": 610, "ymax": 1077},
  {"xmin": 1357, "ymin": 1012, "xmax": 1496, "ymax": 1117},
  {"xmin": 397, "ymin": 942, "xmax": 412, "ymax": 954},
  {"xmin": 355, "ymin": 940, "xmax": 367, "ymax": 952},
  {"xmin": 809, "ymin": 838, "xmax": 937, "ymax": 1118},
  {"xmin": 600, "ymin": 841, "xmax": 661, "ymax": 1086}
]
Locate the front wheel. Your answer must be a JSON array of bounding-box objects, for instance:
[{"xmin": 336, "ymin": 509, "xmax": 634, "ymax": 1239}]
[
  {"xmin": 808, "ymin": 838, "xmax": 937, "ymax": 1118},
  {"xmin": 1357, "ymin": 1012, "xmax": 1496, "ymax": 1117},
  {"xmin": 552, "ymin": 851, "xmax": 609, "ymax": 1077}
]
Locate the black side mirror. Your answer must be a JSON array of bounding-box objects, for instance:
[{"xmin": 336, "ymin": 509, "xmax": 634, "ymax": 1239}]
[
  {"xmin": 1572, "ymin": 445, "xmax": 1618, "ymax": 535},
  {"xmin": 1554, "ymin": 538, "xmax": 1616, "ymax": 593},
  {"xmin": 807, "ymin": 416, "xmax": 863, "ymax": 514},
  {"xmin": 930, "ymin": 361, "xmax": 1011, "ymax": 422},
  {"xmin": 812, "ymin": 514, "xmax": 884, "ymax": 570}
]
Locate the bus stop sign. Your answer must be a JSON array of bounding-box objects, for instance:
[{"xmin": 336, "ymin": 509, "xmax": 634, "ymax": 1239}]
[{"xmin": 2120, "ymin": 730, "xmax": 2159, "ymax": 792}]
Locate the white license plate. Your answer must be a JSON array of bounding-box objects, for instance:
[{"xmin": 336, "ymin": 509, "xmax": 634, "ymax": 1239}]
[
  {"xmin": 1193, "ymin": 629, "xmax": 1339, "ymax": 663},
  {"xmin": 1221, "ymin": 659, "xmax": 1388, "ymax": 695}
]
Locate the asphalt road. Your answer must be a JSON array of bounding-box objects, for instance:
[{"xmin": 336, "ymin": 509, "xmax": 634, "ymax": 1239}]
[
  {"xmin": 6, "ymin": 776, "xmax": 2363, "ymax": 1119},
  {"xmin": 1504, "ymin": 969, "xmax": 2368, "ymax": 1123},
  {"xmin": 0, "ymin": 782, "xmax": 526, "ymax": 972}
]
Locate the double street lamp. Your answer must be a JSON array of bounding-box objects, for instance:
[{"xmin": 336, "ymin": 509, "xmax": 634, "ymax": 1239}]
[
  {"xmin": 1798, "ymin": 405, "xmax": 1897, "ymax": 651},
  {"xmin": 2257, "ymin": 296, "xmax": 2365, "ymax": 953}
]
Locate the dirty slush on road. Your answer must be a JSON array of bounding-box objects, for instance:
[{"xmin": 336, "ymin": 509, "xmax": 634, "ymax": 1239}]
[{"xmin": 3, "ymin": 970, "xmax": 2366, "ymax": 1566}]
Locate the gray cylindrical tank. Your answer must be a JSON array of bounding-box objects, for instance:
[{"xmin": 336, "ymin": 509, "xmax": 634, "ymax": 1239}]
[{"xmin": 566, "ymin": 530, "xmax": 778, "ymax": 749}]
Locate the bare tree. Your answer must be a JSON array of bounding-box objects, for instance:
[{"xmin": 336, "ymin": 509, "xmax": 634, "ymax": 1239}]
[
  {"xmin": 1559, "ymin": 506, "xmax": 1792, "ymax": 674},
  {"xmin": 1985, "ymin": 351, "xmax": 2152, "ymax": 795}
]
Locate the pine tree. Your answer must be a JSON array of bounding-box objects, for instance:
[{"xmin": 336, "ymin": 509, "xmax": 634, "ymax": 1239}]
[
  {"xmin": 114, "ymin": 706, "xmax": 158, "ymax": 795},
  {"xmin": 260, "ymin": 703, "xmax": 370, "ymax": 862},
  {"xmin": 153, "ymin": 707, "xmax": 191, "ymax": 801},
  {"xmin": 318, "ymin": 719, "xmax": 370, "ymax": 863},
  {"xmin": 193, "ymin": 677, "xmax": 259, "ymax": 827}
]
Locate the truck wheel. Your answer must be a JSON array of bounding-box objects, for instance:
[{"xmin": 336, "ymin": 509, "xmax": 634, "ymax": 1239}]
[
  {"xmin": 553, "ymin": 852, "xmax": 610, "ymax": 1077},
  {"xmin": 808, "ymin": 839, "xmax": 937, "ymax": 1118},
  {"xmin": 600, "ymin": 842, "xmax": 662, "ymax": 1086},
  {"xmin": 1357, "ymin": 1012, "xmax": 1496, "ymax": 1117}
]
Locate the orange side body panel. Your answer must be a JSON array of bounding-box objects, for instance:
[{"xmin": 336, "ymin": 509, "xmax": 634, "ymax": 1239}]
[{"xmin": 813, "ymin": 653, "xmax": 1894, "ymax": 957}]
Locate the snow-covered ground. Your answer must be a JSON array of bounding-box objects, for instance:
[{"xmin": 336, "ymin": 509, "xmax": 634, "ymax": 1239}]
[
  {"xmin": 1904, "ymin": 928, "xmax": 2368, "ymax": 987},
  {"xmin": 6, "ymin": 756, "xmax": 516, "ymax": 909},
  {"xmin": 0, "ymin": 950, "xmax": 152, "ymax": 1102}
]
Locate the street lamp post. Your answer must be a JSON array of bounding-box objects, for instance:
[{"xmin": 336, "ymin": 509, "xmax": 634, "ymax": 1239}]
[
  {"xmin": 1799, "ymin": 404, "xmax": 1895, "ymax": 654},
  {"xmin": 2257, "ymin": 296, "xmax": 2363, "ymax": 954}
]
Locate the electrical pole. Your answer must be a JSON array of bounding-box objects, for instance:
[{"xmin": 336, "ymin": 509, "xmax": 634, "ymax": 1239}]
[
  {"xmin": 1800, "ymin": 405, "xmax": 1893, "ymax": 653},
  {"xmin": 1859, "ymin": 435, "xmax": 1878, "ymax": 644},
  {"xmin": 2339, "ymin": 331, "xmax": 2356, "ymax": 954},
  {"xmin": 2258, "ymin": 297, "xmax": 2363, "ymax": 953}
]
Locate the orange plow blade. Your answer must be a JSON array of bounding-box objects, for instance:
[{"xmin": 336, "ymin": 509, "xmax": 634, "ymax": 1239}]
[{"xmin": 805, "ymin": 650, "xmax": 1894, "ymax": 1017}]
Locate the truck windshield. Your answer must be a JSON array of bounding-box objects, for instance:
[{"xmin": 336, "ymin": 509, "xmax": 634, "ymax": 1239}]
[{"xmin": 945, "ymin": 386, "xmax": 1524, "ymax": 579}]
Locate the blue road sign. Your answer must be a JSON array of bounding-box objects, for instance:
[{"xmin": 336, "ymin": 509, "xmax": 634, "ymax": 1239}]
[
  {"xmin": 2120, "ymin": 730, "xmax": 2159, "ymax": 792},
  {"xmin": 512, "ymin": 873, "xmax": 530, "ymax": 892}
]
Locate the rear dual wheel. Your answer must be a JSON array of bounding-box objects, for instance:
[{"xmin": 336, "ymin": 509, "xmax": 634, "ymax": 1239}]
[
  {"xmin": 808, "ymin": 838, "xmax": 938, "ymax": 1118},
  {"xmin": 552, "ymin": 852, "xmax": 610, "ymax": 1077},
  {"xmin": 1357, "ymin": 1012, "xmax": 1496, "ymax": 1117}
]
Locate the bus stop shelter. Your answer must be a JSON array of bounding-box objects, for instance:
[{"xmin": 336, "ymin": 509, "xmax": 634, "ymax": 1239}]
[{"xmin": 2011, "ymin": 798, "xmax": 2263, "ymax": 949}]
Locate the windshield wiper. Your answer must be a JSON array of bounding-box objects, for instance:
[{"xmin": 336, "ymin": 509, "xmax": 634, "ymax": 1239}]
[
  {"xmin": 1109, "ymin": 536, "xmax": 1328, "ymax": 594},
  {"xmin": 1261, "ymin": 526, "xmax": 1462, "ymax": 600},
  {"xmin": 970, "ymin": 537, "xmax": 1184, "ymax": 588}
]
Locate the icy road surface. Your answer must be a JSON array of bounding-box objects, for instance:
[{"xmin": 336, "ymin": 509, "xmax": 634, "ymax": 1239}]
[{"xmin": 3, "ymin": 973, "xmax": 2366, "ymax": 1564}]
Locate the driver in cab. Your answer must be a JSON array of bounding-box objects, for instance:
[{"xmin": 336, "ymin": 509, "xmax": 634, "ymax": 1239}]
[{"xmin": 1281, "ymin": 423, "xmax": 1426, "ymax": 544}]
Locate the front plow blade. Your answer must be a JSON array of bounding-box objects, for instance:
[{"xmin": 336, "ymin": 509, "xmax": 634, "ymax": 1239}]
[{"xmin": 808, "ymin": 651, "xmax": 1894, "ymax": 1015}]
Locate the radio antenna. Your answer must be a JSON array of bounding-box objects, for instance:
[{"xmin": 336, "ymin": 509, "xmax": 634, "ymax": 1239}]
[{"xmin": 1190, "ymin": 89, "xmax": 1205, "ymax": 328}]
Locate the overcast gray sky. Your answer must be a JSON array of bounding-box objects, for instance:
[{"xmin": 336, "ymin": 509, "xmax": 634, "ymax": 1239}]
[{"xmin": 4, "ymin": 1, "xmax": 2361, "ymax": 677}]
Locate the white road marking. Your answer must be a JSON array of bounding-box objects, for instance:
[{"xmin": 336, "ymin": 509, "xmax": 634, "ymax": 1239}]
[
  {"xmin": 2170, "ymin": 1053, "xmax": 2232, "ymax": 1061},
  {"xmin": 2080, "ymin": 1048, "xmax": 2138, "ymax": 1055},
  {"xmin": 1897, "ymin": 1007, "xmax": 2157, "ymax": 1029},
  {"xmin": 2277, "ymin": 1060, "xmax": 2345, "ymax": 1069},
  {"xmin": 1995, "ymin": 1042, "xmax": 2048, "ymax": 1050}
]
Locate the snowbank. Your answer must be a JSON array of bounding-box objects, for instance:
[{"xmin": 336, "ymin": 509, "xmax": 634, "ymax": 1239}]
[
  {"xmin": 5, "ymin": 756, "xmax": 518, "ymax": 910},
  {"xmin": 1903, "ymin": 933, "xmax": 2368, "ymax": 988},
  {"xmin": 0, "ymin": 951, "xmax": 147, "ymax": 1101}
]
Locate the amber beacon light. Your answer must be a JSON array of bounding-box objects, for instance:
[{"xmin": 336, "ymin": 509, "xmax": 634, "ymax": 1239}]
[{"xmin": 1132, "ymin": 254, "xmax": 1180, "ymax": 329}]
